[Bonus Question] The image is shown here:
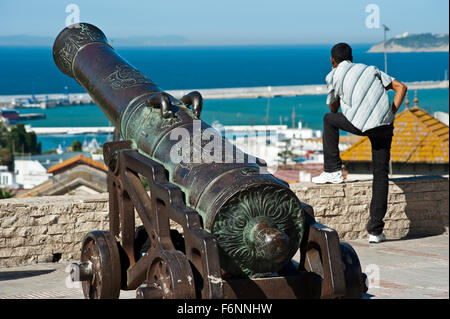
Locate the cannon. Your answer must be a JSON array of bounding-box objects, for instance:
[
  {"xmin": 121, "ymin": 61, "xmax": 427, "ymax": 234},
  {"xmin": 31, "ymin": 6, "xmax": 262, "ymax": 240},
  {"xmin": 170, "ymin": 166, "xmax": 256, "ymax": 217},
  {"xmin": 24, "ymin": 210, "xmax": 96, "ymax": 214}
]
[{"xmin": 54, "ymin": 23, "xmax": 367, "ymax": 299}]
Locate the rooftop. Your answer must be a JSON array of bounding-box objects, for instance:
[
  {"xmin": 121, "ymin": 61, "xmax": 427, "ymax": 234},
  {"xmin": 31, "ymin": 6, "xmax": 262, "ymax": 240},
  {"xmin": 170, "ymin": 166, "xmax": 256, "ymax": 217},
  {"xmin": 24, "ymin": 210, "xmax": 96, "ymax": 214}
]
[
  {"xmin": 18, "ymin": 155, "xmax": 107, "ymax": 198},
  {"xmin": 15, "ymin": 152, "xmax": 96, "ymax": 170},
  {"xmin": 47, "ymin": 154, "xmax": 107, "ymax": 174},
  {"xmin": 341, "ymin": 106, "xmax": 449, "ymax": 163}
]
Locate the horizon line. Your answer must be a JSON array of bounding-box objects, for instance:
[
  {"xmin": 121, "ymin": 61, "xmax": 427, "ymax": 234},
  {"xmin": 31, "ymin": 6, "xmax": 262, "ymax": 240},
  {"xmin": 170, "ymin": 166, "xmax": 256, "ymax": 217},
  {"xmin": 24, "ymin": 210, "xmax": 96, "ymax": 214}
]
[{"xmin": 0, "ymin": 42, "xmax": 381, "ymax": 48}]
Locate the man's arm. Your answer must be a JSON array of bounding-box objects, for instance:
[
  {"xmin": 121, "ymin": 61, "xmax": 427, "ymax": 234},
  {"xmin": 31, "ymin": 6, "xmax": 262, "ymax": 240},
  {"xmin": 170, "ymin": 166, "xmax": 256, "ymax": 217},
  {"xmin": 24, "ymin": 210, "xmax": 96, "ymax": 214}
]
[
  {"xmin": 328, "ymin": 97, "xmax": 340, "ymax": 113},
  {"xmin": 386, "ymin": 80, "xmax": 408, "ymax": 114},
  {"xmin": 326, "ymin": 70, "xmax": 340, "ymax": 113}
]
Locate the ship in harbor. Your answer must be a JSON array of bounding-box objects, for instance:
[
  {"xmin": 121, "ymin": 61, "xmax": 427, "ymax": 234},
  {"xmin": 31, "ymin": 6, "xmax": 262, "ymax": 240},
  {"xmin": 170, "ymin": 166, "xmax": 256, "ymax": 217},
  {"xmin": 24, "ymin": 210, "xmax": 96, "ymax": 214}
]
[{"xmin": 0, "ymin": 108, "xmax": 45, "ymax": 125}]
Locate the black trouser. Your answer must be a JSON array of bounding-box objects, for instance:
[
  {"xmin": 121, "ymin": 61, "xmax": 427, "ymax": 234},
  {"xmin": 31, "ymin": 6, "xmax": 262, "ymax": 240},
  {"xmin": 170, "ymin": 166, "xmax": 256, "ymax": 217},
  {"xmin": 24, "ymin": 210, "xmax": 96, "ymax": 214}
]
[{"xmin": 322, "ymin": 112, "xmax": 394, "ymax": 235}]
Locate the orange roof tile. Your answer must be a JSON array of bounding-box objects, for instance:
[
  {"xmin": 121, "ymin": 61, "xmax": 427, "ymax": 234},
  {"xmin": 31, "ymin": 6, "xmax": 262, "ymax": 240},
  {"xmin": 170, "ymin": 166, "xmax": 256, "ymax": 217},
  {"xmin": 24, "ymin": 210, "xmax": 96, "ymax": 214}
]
[
  {"xmin": 341, "ymin": 107, "xmax": 449, "ymax": 163},
  {"xmin": 47, "ymin": 154, "xmax": 107, "ymax": 173}
]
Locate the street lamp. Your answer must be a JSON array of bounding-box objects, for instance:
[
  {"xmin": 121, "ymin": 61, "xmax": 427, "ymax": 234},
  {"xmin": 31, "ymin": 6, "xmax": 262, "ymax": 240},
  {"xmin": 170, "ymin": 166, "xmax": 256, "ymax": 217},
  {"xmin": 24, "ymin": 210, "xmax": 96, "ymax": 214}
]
[
  {"xmin": 382, "ymin": 25, "xmax": 392, "ymax": 174},
  {"xmin": 382, "ymin": 24, "xmax": 390, "ymax": 73}
]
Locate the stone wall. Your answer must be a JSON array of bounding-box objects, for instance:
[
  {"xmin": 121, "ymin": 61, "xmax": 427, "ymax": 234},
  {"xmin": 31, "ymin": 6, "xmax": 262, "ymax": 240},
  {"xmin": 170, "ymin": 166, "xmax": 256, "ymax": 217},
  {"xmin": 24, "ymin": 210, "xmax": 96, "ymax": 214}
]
[
  {"xmin": 0, "ymin": 194, "xmax": 110, "ymax": 267},
  {"xmin": 0, "ymin": 176, "xmax": 448, "ymax": 267},
  {"xmin": 291, "ymin": 176, "xmax": 449, "ymax": 240}
]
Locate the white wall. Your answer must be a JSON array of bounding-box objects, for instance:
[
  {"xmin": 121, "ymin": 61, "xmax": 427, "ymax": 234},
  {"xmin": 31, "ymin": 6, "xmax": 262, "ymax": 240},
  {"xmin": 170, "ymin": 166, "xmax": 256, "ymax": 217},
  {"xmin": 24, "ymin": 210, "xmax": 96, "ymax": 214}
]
[
  {"xmin": 14, "ymin": 160, "xmax": 52, "ymax": 189},
  {"xmin": 0, "ymin": 172, "xmax": 15, "ymax": 188}
]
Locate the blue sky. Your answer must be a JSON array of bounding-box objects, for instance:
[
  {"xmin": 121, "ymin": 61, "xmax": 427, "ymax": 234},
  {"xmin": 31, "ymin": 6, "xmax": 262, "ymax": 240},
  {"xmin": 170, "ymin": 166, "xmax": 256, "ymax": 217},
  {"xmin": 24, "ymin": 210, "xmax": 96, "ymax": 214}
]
[{"xmin": 0, "ymin": 0, "xmax": 448, "ymax": 45}]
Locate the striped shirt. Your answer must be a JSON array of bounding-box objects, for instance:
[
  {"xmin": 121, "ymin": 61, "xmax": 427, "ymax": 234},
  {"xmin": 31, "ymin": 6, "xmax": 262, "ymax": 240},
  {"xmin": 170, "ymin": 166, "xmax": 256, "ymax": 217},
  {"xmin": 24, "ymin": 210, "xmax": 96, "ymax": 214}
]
[{"xmin": 326, "ymin": 60, "xmax": 395, "ymax": 132}]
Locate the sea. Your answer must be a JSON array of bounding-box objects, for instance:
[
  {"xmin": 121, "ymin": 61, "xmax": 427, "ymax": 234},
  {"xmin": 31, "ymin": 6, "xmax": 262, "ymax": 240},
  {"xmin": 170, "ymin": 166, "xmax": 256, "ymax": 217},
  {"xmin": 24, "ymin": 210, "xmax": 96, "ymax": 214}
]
[{"xmin": 0, "ymin": 44, "xmax": 448, "ymax": 151}]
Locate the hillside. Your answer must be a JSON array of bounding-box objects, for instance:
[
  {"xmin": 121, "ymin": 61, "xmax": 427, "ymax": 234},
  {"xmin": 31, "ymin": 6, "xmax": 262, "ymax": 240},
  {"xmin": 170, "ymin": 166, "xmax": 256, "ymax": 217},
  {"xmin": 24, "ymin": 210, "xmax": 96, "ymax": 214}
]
[{"xmin": 368, "ymin": 33, "xmax": 449, "ymax": 53}]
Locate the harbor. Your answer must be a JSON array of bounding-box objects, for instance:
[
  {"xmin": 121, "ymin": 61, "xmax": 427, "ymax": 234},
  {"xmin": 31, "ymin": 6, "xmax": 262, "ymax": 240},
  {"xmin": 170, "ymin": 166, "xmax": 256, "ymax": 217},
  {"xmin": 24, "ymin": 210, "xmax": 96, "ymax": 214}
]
[
  {"xmin": 0, "ymin": 108, "xmax": 46, "ymax": 124},
  {"xmin": 0, "ymin": 84, "xmax": 446, "ymax": 154},
  {"xmin": 0, "ymin": 80, "xmax": 448, "ymax": 108}
]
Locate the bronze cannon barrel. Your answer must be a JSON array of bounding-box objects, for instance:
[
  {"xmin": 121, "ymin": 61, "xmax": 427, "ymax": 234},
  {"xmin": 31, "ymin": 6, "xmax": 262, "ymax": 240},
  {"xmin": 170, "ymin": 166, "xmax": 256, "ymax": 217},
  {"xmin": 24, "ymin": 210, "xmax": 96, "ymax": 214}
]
[{"xmin": 53, "ymin": 23, "xmax": 305, "ymax": 278}]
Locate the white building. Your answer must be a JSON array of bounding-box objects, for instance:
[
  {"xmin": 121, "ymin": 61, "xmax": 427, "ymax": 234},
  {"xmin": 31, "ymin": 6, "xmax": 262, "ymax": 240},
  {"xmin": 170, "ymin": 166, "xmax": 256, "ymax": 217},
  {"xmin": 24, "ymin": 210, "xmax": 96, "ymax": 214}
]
[
  {"xmin": 233, "ymin": 135, "xmax": 280, "ymax": 167},
  {"xmin": 82, "ymin": 137, "xmax": 101, "ymax": 153},
  {"xmin": 278, "ymin": 121, "xmax": 322, "ymax": 140},
  {"xmin": 214, "ymin": 122, "xmax": 324, "ymax": 167},
  {"xmin": 0, "ymin": 165, "xmax": 17, "ymax": 188},
  {"xmin": 434, "ymin": 111, "xmax": 449, "ymax": 126},
  {"xmin": 14, "ymin": 160, "xmax": 52, "ymax": 189}
]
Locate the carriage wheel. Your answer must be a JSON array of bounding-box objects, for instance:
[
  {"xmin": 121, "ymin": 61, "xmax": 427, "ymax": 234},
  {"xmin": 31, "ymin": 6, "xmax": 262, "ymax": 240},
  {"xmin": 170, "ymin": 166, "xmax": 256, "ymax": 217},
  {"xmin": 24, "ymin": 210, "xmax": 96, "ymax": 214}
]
[
  {"xmin": 80, "ymin": 230, "xmax": 122, "ymax": 299},
  {"xmin": 137, "ymin": 250, "xmax": 196, "ymax": 299}
]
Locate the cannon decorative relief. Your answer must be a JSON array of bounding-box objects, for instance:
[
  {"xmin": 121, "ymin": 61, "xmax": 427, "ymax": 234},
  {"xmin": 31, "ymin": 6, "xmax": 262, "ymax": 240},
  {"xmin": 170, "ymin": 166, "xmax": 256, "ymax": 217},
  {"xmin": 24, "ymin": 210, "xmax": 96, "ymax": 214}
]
[{"xmin": 55, "ymin": 23, "xmax": 367, "ymax": 299}]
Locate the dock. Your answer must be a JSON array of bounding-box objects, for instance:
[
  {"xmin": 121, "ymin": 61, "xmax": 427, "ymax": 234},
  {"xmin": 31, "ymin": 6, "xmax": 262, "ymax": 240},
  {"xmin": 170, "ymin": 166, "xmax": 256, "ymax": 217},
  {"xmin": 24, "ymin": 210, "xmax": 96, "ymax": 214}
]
[
  {"xmin": 1, "ymin": 80, "xmax": 448, "ymax": 106},
  {"xmin": 169, "ymin": 80, "xmax": 449, "ymax": 100},
  {"xmin": 26, "ymin": 127, "xmax": 114, "ymax": 135},
  {"xmin": 18, "ymin": 113, "xmax": 46, "ymax": 121}
]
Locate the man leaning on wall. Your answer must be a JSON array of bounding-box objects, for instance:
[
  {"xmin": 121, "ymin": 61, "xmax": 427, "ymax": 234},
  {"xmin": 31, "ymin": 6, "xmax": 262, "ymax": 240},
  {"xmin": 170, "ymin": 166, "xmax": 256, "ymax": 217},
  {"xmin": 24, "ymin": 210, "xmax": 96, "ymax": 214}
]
[{"xmin": 312, "ymin": 43, "xmax": 407, "ymax": 243}]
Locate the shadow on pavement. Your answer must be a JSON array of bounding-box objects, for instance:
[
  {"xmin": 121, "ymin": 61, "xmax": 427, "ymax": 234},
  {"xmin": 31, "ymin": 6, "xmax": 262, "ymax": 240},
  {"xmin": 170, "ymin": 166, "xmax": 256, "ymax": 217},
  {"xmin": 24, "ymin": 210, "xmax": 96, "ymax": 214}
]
[{"xmin": 0, "ymin": 269, "xmax": 55, "ymax": 281}]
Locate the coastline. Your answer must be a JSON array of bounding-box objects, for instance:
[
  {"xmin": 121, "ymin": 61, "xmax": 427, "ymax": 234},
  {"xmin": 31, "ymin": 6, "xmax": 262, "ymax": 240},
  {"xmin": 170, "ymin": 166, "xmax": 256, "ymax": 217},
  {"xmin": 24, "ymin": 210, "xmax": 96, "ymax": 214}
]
[
  {"xmin": 0, "ymin": 81, "xmax": 448, "ymax": 105},
  {"xmin": 6, "ymin": 85, "xmax": 448, "ymax": 152},
  {"xmin": 368, "ymin": 46, "xmax": 449, "ymax": 53}
]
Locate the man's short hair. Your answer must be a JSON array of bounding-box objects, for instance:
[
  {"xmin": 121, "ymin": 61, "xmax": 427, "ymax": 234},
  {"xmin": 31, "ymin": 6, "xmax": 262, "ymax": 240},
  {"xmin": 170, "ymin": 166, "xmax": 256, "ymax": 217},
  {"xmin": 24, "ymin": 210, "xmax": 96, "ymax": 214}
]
[{"xmin": 331, "ymin": 43, "xmax": 352, "ymax": 63}]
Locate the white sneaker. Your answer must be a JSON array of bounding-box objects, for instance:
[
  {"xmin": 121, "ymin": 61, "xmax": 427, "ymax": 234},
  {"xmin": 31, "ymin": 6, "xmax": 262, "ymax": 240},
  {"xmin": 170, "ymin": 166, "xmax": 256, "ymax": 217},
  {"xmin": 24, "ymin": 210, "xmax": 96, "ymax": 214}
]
[
  {"xmin": 311, "ymin": 170, "xmax": 344, "ymax": 184},
  {"xmin": 368, "ymin": 233, "xmax": 386, "ymax": 243}
]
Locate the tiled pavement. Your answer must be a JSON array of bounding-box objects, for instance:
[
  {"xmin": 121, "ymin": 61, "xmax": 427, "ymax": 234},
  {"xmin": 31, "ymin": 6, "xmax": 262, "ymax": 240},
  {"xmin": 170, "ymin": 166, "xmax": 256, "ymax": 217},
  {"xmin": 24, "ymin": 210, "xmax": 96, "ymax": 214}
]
[
  {"xmin": 0, "ymin": 234, "xmax": 448, "ymax": 299},
  {"xmin": 350, "ymin": 234, "xmax": 449, "ymax": 299}
]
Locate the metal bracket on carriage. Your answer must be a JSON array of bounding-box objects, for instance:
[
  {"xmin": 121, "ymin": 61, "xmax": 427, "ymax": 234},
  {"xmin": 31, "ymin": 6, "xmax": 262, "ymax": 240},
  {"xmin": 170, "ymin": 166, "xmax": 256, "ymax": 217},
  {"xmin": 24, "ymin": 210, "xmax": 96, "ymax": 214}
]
[
  {"xmin": 105, "ymin": 148, "xmax": 224, "ymax": 299},
  {"xmin": 298, "ymin": 212, "xmax": 368, "ymax": 299},
  {"xmin": 300, "ymin": 221, "xmax": 346, "ymax": 299},
  {"xmin": 103, "ymin": 140, "xmax": 133, "ymax": 173}
]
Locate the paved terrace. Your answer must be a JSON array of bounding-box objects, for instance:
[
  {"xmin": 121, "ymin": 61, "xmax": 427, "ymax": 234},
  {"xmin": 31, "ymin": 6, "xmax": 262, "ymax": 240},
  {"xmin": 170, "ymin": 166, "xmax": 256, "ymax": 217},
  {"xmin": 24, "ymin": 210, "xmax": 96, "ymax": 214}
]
[
  {"xmin": 0, "ymin": 235, "xmax": 447, "ymax": 299},
  {"xmin": 0, "ymin": 176, "xmax": 448, "ymax": 299}
]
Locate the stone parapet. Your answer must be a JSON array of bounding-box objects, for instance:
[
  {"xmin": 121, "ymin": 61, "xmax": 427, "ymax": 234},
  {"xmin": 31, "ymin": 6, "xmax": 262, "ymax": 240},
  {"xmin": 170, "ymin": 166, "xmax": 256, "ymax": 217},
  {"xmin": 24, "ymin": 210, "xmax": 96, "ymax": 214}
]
[
  {"xmin": 0, "ymin": 176, "xmax": 448, "ymax": 267},
  {"xmin": 0, "ymin": 194, "xmax": 110, "ymax": 267},
  {"xmin": 291, "ymin": 176, "xmax": 449, "ymax": 240}
]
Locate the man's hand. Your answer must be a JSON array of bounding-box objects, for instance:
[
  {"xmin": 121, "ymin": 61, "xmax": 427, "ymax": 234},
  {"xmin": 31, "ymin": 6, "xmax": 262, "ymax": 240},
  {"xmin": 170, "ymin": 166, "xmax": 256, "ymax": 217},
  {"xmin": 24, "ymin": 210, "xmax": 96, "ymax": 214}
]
[
  {"xmin": 328, "ymin": 98, "xmax": 340, "ymax": 113},
  {"xmin": 387, "ymin": 80, "xmax": 408, "ymax": 113}
]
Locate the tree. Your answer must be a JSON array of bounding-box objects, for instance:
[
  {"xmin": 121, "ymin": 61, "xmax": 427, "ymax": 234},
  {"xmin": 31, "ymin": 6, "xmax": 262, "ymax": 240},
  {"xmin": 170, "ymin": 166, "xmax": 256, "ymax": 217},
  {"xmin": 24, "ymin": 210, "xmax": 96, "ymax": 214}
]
[
  {"xmin": 277, "ymin": 139, "xmax": 295, "ymax": 165},
  {"xmin": 0, "ymin": 120, "xmax": 9, "ymax": 148},
  {"xmin": 7, "ymin": 123, "xmax": 41, "ymax": 155},
  {"xmin": 0, "ymin": 148, "xmax": 13, "ymax": 171},
  {"xmin": 0, "ymin": 121, "xmax": 42, "ymax": 171},
  {"xmin": 0, "ymin": 188, "xmax": 13, "ymax": 199},
  {"xmin": 71, "ymin": 140, "xmax": 82, "ymax": 152}
]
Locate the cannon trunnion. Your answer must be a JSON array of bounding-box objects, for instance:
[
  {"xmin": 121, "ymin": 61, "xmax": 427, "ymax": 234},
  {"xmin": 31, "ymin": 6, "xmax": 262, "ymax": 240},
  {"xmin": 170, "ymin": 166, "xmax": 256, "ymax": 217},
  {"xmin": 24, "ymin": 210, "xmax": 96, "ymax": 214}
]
[{"xmin": 56, "ymin": 23, "xmax": 367, "ymax": 299}]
